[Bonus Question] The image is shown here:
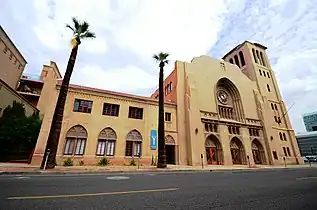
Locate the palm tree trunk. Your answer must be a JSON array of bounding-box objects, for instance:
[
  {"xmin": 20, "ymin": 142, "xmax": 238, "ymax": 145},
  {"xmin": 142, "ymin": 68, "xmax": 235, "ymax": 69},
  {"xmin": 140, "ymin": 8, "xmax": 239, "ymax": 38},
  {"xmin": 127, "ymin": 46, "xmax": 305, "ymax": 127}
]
[
  {"xmin": 40, "ymin": 46, "xmax": 79, "ymax": 169},
  {"xmin": 157, "ymin": 63, "xmax": 166, "ymax": 168}
]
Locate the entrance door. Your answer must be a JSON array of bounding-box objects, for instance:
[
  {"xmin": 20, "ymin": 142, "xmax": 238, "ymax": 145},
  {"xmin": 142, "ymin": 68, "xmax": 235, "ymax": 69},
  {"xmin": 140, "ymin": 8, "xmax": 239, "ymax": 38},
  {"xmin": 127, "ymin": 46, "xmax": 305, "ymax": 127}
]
[
  {"xmin": 252, "ymin": 150, "xmax": 262, "ymax": 164},
  {"xmin": 166, "ymin": 145, "xmax": 175, "ymax": 164},
  {"xmin": 206, "ymin": 147, "xmax": 217, "ymax": 164},
  {"xmin": 231, "ymin": 149, "xmax": 241, "ymax": 164}
]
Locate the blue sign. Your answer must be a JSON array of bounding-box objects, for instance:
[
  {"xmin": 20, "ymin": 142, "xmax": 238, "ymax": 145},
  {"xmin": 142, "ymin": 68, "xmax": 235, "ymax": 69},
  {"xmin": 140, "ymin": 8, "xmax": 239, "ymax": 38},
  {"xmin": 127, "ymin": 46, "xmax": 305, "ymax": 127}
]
[{"xmin": 150, "ymin": 130, "xmax": 157, "ymax": 150}]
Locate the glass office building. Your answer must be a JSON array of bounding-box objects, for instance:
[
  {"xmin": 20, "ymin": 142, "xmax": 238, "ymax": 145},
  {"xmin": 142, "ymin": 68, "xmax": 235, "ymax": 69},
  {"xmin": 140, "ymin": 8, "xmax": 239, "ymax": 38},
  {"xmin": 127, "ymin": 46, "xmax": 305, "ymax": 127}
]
[
  {"xmin": 296, "ymin": 132, "xmax": 317, "ymax": 156},
  {"xmin": 303, "ymin": 112, "xmax": 317, "ymax": 132}
]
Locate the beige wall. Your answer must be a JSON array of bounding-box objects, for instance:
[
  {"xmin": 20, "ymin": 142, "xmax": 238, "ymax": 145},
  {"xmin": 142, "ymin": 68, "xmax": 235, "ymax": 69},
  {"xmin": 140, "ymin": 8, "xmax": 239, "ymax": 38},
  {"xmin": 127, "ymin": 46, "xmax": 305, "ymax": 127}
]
[
  {"xmin": 0, "ymin": 79, "xmax": 38, "ymax": 117},
  {"xmin": 31, "ymin": 65, "xmax": 178, "ymax": 165},
  {"xmin": 0, "ymin": 26, "xmax": 27, "ymax": 89}
]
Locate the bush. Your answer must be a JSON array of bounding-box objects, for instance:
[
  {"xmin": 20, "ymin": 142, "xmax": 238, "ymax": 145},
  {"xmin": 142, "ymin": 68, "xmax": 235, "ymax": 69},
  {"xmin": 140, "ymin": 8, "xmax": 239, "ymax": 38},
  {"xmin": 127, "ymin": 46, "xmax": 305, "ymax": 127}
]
[
  {"xmin": 98, "ymin": 157, "xmax": 109, "ymax": 166},
  {"xmin": 63, "ymin": 158, "xmax": 73, "ymax": 166},
  {"xmin": 79, "ymin": 160, "xmax": 84, "ymax": 166},
  {"xmin": 130, "ymin": 158, "xmax": 136, "ymax": 166}
]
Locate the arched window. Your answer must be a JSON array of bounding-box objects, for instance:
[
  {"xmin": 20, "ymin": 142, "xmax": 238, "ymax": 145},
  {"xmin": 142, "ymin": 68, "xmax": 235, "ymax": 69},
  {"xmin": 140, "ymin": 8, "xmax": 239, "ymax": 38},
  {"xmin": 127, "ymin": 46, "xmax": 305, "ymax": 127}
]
[
  {"xmin": 125, "ymin": 130, "xmax": 142, "ymax": 157},
  {"xmin": 260, "ymin": 52, "xmax": 266, "ymax": 67},
  {"xmin": 96, "ymin": 128, "xmax": 117, "ymax": 156},
  {"xmin": 271, "ymin": 103, "xmax": 274, "ymax": 110},
  {"xmin": 64, "ymin": 125, "xmax": 87, "ymax": 155},
  {"xmin": 252, "ymin": 48, "xmax": 258, "ymax": 63},
  {"xmin": 229, "ymin": 58, "xmax": 234, "ymax": 64},
  {"xmin": 283, "ymin": 133, "xmax": 287, "ymax": 141},
  {"xmin": 256, "ymin": 50, "xmax": 262, "ymax": 65},
  {"xmin": 234, "ymin": 55, "xmax": 240, "ymax": 68},
  {"xmin": 263, "ymin": 71, "xmax": 266, "ymax": 77},
  {"xmin": 267, "ymin": 72, "xmax": 270, "ymax": 78},
  {"xmin": 259, "ymin": 69, "xmax": 262, "ymax": 75},
  {"xmin": 274, "ymin": 104, "xmax": 278, "ymax": 110},
  {"xmin": 279, "ymin": 132, "xmax": 283, "ymax": 140},
  {"xmin": 239, "ymin": 51, "xmax": 245, "ymax": 66}
]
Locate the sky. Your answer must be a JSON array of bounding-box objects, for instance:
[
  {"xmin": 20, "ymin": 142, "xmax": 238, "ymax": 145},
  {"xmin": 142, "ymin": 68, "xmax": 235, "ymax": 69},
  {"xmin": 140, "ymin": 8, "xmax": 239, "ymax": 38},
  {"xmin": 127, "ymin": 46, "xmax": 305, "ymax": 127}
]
[{"xmin": 1, "ymin": 0, "xmax": 317, "ymax": 133}]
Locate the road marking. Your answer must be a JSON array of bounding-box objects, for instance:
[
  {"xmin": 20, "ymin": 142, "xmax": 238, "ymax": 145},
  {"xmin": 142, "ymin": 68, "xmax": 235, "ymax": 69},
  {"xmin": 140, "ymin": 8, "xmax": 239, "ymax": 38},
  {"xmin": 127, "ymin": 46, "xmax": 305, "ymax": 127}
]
[
  {"xmin": 106, "ymin": 176, "xmax": 130, "ymax": 180},
  {"xmin": 13, "ymin": 176, "xmax": 30, "ymax": 179},
  {"xmin": 7, "ymin": 188, "xmax": 179, "ymax": 200},
  {"xmin": 296, "ymin": 177, "xmax": 317, "ymax": 180}
]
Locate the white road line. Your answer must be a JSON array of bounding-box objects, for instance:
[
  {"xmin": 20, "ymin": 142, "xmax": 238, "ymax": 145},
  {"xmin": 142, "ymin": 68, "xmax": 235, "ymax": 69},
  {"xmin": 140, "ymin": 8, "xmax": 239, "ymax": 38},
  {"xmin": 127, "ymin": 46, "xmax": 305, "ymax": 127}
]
[{"xmin": 296, "ymin": 177, "xmax": 317, "ymax": 180}]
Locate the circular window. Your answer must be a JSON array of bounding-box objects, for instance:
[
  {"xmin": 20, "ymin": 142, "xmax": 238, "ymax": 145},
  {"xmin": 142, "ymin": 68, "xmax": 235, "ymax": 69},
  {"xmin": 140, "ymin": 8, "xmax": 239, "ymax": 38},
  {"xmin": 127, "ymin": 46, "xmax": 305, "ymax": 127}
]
[{"xmin": 217, "ymin": 90, "xmax": 229, "ymax": 105}]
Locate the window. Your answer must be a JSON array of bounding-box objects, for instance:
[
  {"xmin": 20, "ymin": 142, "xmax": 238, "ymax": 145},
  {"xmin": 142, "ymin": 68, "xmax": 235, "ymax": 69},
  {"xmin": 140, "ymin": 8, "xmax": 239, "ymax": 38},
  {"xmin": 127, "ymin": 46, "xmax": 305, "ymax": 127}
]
[
  {"xmin": 234, "ymin": 55, "xmax": 240, "ymax": 68},
  {"xmin": 3, "ymin": 47, "xmax": 8, "ymax": 53},
  {"xmin": 273, "ymin": 151, "xmax": 278, "ymax": 160},
  {"xmin": 283, "ymin": 133, "xmax": 286, "ymax": 141},
  {"xmin": 283, "ymin": 147, "xmax": 287, "ymax": 156},
  {"xmin": 274, "ymin": 116, "xmax": 277, "ymax": 122},
  {"xmin": 14, "ymin": 59, "xmax": 17, "ymax": 65},
  {"xmin": 267, "ymin": 84, "xmax": 271, "ymax": 92},
  {"xmin": 239, "ymin": 51, "xmax": 245, "ymax": 66},
  {"xmin": 205, "ymin": 123, "xmax": 218, "ymax": 133},
  {"xmin": 267, "ymin": 72, "xmax": 270, "ymax": 78},
  {"xmin": 125, "ymin": 141, "xmax": 142, "ymax": 157},
  {"xmin": 128, "ymin": 107, "xmax": 143, "ymax": 119},
  {"xmin": 263, "ymin": 71, "xmax": 266, "ymax": 77},
  {"xmin": 229, "ymin": 58, "xmax": 234, "ymax": 64},
  {"xmin": 271, "ymin": 103, "xmax": 274, "ymax": 110},
  {"xmin": 169, "ymin": 82, "xmax": 172, "ymax": 92},
  {"xmin": 260, "ymin": 52, "xmax": 266, "ymax": 67},
  {"xmin": 228, "ymin": 126, "xmax": 240, "ymax": 135},
  {"xmin": 165, "ymin": 112, "xmax": 171, "ymax": 121},
  {"xmin": 9, "ymin": 53, "xmax": 13, "ymax": 60},
  {"xmin": 256, "ymin": 50, "xmax": 262, "ymax": 65},
  {"xmin": 274, "ymin": 104, "xmax": 278, "ymax": 110},
  {"xmin": 286, "ymin": 147, "xmax": 291, "ymax": 156},
  {"xmin": 279, "ymin": 132, "xmax": 283, "ymax": 140},
  {"xmin": 18, "ymin": 64, "xmax": 21, "ymax": 70},
  {"xmin": 259, "ymin": 69, "xmax": 262, "ymax": 76},
  {"xmin": 252, "ymin": 48, "xmax": 257, "ymax": 63},
  {"xmin": 102, "ymin": 103, "xmax": 120, "ymax": 116},
  {"xmin": 73, "ymin": 99, "xmax": 93, "ymax": 113},
  {"xmin": 96, "ymin": 140, "xmax": 115, "ymax": 156},
  {"xmin": 277, "ymin": 117, "xmax": 281, "ymax": 124},
  {"xmin": 64, "ymin": 138, "xmax": 86, "ymax": 155}
]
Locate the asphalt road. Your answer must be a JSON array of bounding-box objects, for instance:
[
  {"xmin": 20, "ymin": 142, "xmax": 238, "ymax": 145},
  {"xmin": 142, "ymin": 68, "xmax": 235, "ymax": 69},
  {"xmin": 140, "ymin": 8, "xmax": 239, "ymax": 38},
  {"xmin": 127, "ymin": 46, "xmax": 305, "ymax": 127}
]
[{"xmin": 1, "ymin": 168, "xmax": 317, "ymax": 210}]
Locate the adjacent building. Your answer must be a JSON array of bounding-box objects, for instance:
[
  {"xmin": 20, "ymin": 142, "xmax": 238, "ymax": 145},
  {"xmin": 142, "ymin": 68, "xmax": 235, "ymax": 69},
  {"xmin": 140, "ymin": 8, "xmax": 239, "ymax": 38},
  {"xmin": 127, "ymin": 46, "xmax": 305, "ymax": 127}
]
[
  {"xmin": 31, "ymin": 40, "xmax": 303, "ymax": 167},
  {"xmin": 296, "ymin": 132, "xmax": 317, "ymax": 156},
  {"xmin": 303, "ymin": 112, "xmax": 317, "ymax": 132},
  {"xmin": 0, "ymin": 25, "xmax": 38, "ymax": 116}
]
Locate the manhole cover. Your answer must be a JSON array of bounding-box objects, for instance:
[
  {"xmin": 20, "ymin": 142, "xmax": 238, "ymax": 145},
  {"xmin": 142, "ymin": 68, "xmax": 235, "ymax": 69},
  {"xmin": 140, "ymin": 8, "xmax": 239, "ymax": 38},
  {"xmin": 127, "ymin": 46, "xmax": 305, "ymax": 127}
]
[{"xmin": 106, "ymin": 176, "xmax": 130, "ymax": 180}]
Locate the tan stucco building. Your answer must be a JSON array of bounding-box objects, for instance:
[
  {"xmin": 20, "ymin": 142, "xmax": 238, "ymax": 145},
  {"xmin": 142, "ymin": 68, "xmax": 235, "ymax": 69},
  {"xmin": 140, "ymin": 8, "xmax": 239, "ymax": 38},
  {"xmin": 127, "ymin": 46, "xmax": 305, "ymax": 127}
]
[
  {"xmin": 31, "ymin": 41, "xmax": 303, "ymax": 167},
  {"xmin": 0, "ymin": 25, "xmax": 38, "ymax": 116}
]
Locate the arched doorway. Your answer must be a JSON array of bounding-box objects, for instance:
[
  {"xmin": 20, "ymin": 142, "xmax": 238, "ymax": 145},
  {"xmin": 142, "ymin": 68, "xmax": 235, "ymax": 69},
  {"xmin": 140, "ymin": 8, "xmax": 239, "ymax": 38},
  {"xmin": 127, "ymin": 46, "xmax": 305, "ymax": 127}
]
[
  {"xmin": 165, "ymin": 135, "xmax": 176, "ymax": 164},
  {"xmin": 205, "ymin": 135, "xmax": 223, "ymax": 165},
  {"xmin": 230, "ymin": 137, "xmax": 246, "ymax": 165},
  {"xmin": 63, "ymin": 125, "xmax": 87, "ymax": 156},
  {"xmin": 252, "ymin": 139, "xmax": 266, "ymax": 164}
]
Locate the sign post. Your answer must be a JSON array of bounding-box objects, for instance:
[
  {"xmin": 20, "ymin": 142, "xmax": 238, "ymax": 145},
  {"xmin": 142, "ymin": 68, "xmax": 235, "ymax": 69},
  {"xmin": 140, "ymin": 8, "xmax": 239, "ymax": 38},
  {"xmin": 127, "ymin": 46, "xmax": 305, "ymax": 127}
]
[
  {"xmin": 283, "ymin": 157, "xmax": 287, "ymax": 168},
  {"xmin": 247, "ymin": 155, "xmax": 250, "ymax": 168},
  {"xmin": 138, "ymin": 153, "xmax": 141, "ymax": 169},
  {"xmin": 43, "ymin": 149, "xmax": 51, "ymax": 171}
]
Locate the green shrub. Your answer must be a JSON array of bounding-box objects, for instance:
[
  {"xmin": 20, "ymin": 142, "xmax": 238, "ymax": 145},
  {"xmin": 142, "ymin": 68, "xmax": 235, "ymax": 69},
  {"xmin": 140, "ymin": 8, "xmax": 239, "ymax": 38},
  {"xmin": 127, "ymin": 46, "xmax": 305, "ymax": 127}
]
[
  {"xmin": 130, "ymin": 158, "xmax": 136, "ymax": 166},
  {"xmin": 98, "ymin": 157, "xmax": 109, "ymax": 166},
  {"xmin": 79, "ymin": 160, "xmax": 84, "ymax": 166},
  {"xmin": 63, "ymin": 158, "xmax": 73, "ymax": 166}
]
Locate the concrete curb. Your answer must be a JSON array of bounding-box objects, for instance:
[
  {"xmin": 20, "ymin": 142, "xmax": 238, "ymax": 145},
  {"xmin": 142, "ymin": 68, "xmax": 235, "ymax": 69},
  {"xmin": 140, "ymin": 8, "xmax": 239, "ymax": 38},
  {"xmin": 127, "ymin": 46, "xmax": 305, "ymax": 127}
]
[{"xmin": 0, "ymin": 167, "xmax": 314, "ymax": 176}]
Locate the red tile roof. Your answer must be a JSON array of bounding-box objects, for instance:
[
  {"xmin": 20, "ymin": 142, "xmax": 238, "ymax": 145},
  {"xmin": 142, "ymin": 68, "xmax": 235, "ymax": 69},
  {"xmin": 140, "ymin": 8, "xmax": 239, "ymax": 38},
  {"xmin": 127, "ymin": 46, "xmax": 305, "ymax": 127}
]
[{"xmin": 57, "ymin": 80, "xmax": 176, "ymax": 105}]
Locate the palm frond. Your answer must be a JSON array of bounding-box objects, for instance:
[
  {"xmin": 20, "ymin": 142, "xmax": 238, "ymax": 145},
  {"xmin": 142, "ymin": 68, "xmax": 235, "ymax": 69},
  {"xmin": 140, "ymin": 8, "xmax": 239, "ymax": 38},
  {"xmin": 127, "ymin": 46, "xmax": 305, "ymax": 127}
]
[
  {"xmin": 72, "ymin": 17, "xmax": 80, "ymax": 31},
  {"xmin": 80, "ymin": 31, "xmax": 96, "ymax": 39},
  {"xmin": 80, "ymin": 21, "xmax": 89, "ymax": 34},
  {"xmin": 153, "ymin": 54, "xmax": 160, "ymax": 61},
  {"xmin": 65, "ymin": 24, "xmax": 75, "ymax": 34}
]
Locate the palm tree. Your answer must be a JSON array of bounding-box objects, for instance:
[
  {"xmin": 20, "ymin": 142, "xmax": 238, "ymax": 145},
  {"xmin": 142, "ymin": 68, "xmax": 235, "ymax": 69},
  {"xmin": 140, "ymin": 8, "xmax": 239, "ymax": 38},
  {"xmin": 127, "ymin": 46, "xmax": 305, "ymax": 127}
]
[
  {"xmin": 153, "ymin": 52, "xmax": 169, "ymax": 168},
  {"xmin": 41, "ymin": 18, "xmax": 95, "ymax": 169}
]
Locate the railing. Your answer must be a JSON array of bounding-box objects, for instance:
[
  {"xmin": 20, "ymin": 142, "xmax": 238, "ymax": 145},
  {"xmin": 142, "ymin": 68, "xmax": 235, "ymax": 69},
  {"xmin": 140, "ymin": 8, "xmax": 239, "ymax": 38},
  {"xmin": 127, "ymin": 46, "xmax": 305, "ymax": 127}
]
[
  {"xmin": 17, "ymin": 84, "xmax": 41, "ymax": 95},
  {"xmin": 21, "ymin": 73, "xmax": 41, "ymax": 81}
]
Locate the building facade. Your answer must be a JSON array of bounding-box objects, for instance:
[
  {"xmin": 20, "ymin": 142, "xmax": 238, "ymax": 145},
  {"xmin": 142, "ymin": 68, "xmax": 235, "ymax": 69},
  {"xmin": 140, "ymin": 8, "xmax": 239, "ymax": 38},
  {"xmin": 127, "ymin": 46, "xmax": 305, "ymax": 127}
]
[
  {"xmin": 296, "ymin": 132, "xmax": 317, "ymax": 156},
  {"xmin": 31, "ymin": 41, "xmax": 303, "ymax": 166},
  {"xmin": 303, "ymin": 112, "xmax": 317, "ymax": 132},
  {"xmin": 0, "ymin": 25, "xmax": 38, "ymax": 117}
]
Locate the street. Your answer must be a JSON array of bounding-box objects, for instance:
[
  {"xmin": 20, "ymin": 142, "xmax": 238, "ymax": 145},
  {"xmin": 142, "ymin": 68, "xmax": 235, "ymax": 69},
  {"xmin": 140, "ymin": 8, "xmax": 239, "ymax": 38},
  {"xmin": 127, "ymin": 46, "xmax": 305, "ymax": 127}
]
[{"xmin": 1, "ymin": 168, "xmax": 317, "ymax": 209}]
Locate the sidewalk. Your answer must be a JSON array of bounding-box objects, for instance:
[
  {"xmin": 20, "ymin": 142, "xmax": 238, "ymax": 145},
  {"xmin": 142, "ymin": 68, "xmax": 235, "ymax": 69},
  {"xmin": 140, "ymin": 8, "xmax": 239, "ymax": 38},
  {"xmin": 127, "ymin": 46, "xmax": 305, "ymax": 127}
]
[{"xmin": 0, "ymin": 163, "xmax": 316, "ymax": 175}]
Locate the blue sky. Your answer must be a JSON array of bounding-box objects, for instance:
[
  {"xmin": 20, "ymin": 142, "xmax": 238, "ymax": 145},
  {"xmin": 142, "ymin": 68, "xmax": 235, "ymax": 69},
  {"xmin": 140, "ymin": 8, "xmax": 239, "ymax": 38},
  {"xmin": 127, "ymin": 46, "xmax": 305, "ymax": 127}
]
[{"xmin": 1, "ymin": 0, "xmax": 317, "ymax": 133}]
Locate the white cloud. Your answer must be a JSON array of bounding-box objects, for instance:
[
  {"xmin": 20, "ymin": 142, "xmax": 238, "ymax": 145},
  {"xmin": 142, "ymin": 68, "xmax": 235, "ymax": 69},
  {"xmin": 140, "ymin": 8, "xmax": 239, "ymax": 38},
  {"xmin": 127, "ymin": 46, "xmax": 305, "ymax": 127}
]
[{"xmin": 72, "ymin": 65, "xmax": 157, "ymax": 92}]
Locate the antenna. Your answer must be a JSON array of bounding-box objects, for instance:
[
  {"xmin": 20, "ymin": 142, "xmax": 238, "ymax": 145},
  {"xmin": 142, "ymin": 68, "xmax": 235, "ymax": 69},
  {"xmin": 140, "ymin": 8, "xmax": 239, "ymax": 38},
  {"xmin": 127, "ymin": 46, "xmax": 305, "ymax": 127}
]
[{"xmin": 278, "ymin": 102, "xmax": 295, "ymax": 124}]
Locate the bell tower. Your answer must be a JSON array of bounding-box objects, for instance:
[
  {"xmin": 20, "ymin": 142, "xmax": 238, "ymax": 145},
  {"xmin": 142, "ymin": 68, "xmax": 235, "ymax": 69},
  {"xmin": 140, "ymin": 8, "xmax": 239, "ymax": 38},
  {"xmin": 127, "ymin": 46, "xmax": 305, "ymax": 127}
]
[{"xmin": 222, "ymin": 41, "xmax": 303, "ymax": 165}]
